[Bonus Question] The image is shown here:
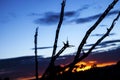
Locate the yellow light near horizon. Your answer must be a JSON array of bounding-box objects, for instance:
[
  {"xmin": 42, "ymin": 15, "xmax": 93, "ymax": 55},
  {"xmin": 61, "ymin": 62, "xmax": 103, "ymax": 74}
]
[
  {"xmin": 72, "ymin": 61, "xmax": 117, "ymax": 72},
  {"xmin": 16, "ymin": 61, "xmax": 117, "ymax": 80},
  {"xmin": 76, "ymin": 66, "xmax": 91, "ymax": 72}
]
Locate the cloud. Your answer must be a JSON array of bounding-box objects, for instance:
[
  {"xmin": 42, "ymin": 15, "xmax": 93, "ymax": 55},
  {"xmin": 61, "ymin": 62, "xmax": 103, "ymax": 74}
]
[
  {"xmin": 84, "ymin": 47, "xmax": 120, "ymax": 63},
  {"xmin": 85, "ymin": 39, "xmax": 120, "ymax": 50},
  {"xmin": 34, "ymin": 12, "xmax": 59, "ymax": 25},
  {"xmin": 30, "ymin": 4, "xmax": 89, "ymax": 17},
  {"xmin": 34, "ymin": 11, "xmax": 77, "ymax": 25},
  {"xmin": 98, "ymin": 39, "xmax": 120, "ymax": 47},
  {"xmin": 73, "ymin": 10, "xmax": 119, "ymax": 24},
  {"xmin": 64, "ymin": 11, "xmax": 76, "ymax": 17},
  {"xmin": 32, "ymin": 46, "xmax": 53, "ymax": 50},
  {"xmin": 34, "ymin": 10, "xmax": 119, "ymax": 25},
  {"xmin": 91, "ymin": 33, "xmax": 116, "ymax": 37},
  {"xmin": 34, "ymin": 5, "xmax": 90, "ymax": 25}
]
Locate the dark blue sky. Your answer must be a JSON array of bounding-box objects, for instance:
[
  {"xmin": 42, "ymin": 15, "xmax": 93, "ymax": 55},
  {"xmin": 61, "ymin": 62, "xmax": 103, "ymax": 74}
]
[{"xmin": 0, "ymin": 0, "xmax": 120, "ymax": 59}]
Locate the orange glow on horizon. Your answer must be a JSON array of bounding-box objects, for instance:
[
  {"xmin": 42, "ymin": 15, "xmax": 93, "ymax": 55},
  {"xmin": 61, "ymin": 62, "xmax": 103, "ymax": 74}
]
[
  {"xmin": 72, "ymin": 61, "xmax": 117, "ymax": 72},
  {"xmin": 16, "ymin": 61, "xmax": 117, "ymax": 80},
  {"xmin": 97, "ymin": 62, "xmax": 116, "ymax": 67},
  {"xmin": 61, "ymin": 61, "xmax": 117, "ymax": 73}
]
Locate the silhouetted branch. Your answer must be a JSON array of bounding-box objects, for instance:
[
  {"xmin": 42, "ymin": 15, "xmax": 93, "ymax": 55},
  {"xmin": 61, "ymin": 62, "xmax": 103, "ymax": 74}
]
[
  {"xmin": 57, "ymin": 0, "xmax": 119, "ymax": 73},
  {"xmin": 34, "ymin": 27, "xmax": 39, "ymax": 80},
  {"xmin": 74, "ymin": 0, "xmax": 118, "ymax": 61},
  {"xmin": 41, "ymin": 0, "xmax": 66, "ymax": 79},
  {"xmin": 67, "ymin": 11, "xmax": 120, "ymax": 72},
  {"xmin": 50, "ymin": 0, "xmax": 66, "ymax": 67},
  {"xmin": 86, "ymin": 11, "xmax": 120, "ymax": 55},
  {"xmin": 53, "ymin": 40, "xmax": 70, "ymax": 62},
  {"xmin": 52, "ymin": 0, "xmax": 66, "ymax": 57}
]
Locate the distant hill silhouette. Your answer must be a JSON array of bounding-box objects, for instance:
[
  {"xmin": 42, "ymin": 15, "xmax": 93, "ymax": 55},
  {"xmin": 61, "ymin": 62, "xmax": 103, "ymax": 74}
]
[
  {"xmin": 29, "ymin": 61, "xmax": 120, "ymax": 80},
  {"xmin": 0, "ymin": 47, "xmax": 120, "ymax": 80}
]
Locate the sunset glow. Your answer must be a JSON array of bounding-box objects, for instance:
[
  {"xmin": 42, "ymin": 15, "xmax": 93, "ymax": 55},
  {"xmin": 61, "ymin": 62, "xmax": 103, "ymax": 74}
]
[
  {"xmin": 97, "ymin": 62, "xmax": 117, "ymax": 67},
  {"xmin": 61, "ymin": 61, "xmax": 117, "ymax": 72},
  {"xmin": 16, "ymin": 61, "xmax": 117, "ymax": 80},
  {"xmin": 72, "ymin": 61, "xmax": 117, "ymax": 72}
]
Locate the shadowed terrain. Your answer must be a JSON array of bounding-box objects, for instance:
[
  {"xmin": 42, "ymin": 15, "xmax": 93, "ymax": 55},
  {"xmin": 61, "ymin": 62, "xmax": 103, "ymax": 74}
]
[{"xmin": 0, "ymin": 47, "xmax": 120, "ymax": 80}]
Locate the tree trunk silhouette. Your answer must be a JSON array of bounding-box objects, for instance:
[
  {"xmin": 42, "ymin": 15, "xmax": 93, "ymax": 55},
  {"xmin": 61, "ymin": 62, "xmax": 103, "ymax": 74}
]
[{"xmin": 34, "ymin": 27, "xmax": 39, "ymax": 80}]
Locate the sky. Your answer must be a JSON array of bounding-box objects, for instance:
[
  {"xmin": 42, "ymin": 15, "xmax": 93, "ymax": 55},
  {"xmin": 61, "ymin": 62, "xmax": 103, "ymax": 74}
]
[{"xmin": 0, "ymin": 0, "xmax": 120, "ymax": 59}]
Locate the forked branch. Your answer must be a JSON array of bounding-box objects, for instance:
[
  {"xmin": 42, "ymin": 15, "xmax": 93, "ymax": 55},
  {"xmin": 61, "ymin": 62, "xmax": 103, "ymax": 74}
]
[
  {"xmin": 40, "ymin": 0, "xmax": 119, "ymax": 79},
  {"xmin": 52, "ymin": 0, "xmax": 66, "ymax": 57},
  {"xmin": 53, "ymin": 40, "xmax": 73, "ymax": 62},
  {"xmin": 67, "ymin": 11, "xmax": 120, "ymax": 72},
  {"xmin": 74, "ymin": 0, "xmax": 118, "ymax": 61},
  {"xmin": 41, "ymin": 0, "xmax": 66, "ymax": 79}
]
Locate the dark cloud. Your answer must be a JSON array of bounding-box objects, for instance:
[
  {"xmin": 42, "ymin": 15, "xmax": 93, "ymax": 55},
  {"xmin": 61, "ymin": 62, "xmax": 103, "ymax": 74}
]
[
  {"xmin": 33, "ymin": 7, "xmax": 118, "ymax": 25},
  {"xmin": 98, "ymin": 40, "xmax": 120, "ymax": 47},
  {"xmin": 34, "ymin": 5, "xmax": 90, "ymax": 25},
  {"xmin": 73, "ymin": 10, "xmax": 119, "ymax": 24},
  {"xmin": 34, "ymin": 12, "xmax": 59, "ymax": 25},
  {"xmin": 64, "ymin": 11, "xmax": 76, "ymax": 17},
  {"xmin": 91, "ymin": 33, "xmax": 116, "ymax": 37},
  {"xmin": 30, "ymin": 4, "xmax": 89, "ymax": 17},
  {"xmin": 34, "ymin": 11, "xmax": 78, "ymax": 25},
  {"xmin": 84, "ymin": 43, "xmax": 117, "ymax": 52},
  {"xmin": 32, "ymin": 46, "xmax": 53, "ymax": 50},
  {"xmin": 34, "ymin": 10, "xmax": 118, "ymax": 25},
  {"xmin": 84, "ymin": 47, "xmax": 120, "ymax": 63},
  {"xmin": 85, "ymin": 39, "xmax": 120, "ymax": 50}
]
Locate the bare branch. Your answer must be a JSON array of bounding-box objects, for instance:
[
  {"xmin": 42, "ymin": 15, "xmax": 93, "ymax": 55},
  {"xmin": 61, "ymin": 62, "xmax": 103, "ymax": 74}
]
[
  {"xmin": 86, "ymin": 11, "xmax": 120, "ymax": 55},
  {"xmin": 52, "ymin": 0, "xmax": 66, "ymax": 57},
  {"xmin": 67, "ymin": 11, "xmax": 120, "ymax": 72},
  {"xmin": 53, "ymin": 40, "xmax": 70, "ymax": 61},
  {"xmin": 41, "ymin": 0, "xmax": 66, "ymax": 79},
  {"xmin": 34, "ymin": 27, "xmax": 39, "ymax": 80},
  {"xmin": 74, "ymin": 0, "xmax": 118, "ymax": 61},
  {"xmin": 40, "ymin": 0, "xmax": 119, "ymax": 79}
]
